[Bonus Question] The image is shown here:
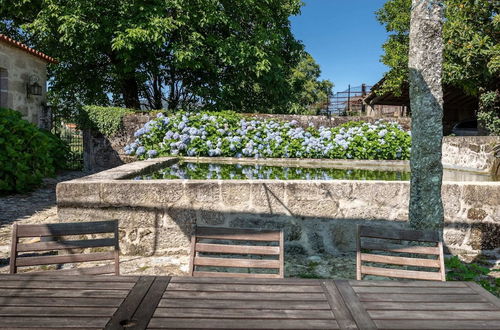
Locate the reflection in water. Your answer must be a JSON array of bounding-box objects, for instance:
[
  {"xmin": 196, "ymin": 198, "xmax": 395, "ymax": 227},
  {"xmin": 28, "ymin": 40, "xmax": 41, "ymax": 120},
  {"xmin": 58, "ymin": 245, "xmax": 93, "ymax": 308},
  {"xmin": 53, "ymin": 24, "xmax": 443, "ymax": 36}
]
[{"xmin": 134, "ymin": 161, "xmax": 499, "ymax": 182}]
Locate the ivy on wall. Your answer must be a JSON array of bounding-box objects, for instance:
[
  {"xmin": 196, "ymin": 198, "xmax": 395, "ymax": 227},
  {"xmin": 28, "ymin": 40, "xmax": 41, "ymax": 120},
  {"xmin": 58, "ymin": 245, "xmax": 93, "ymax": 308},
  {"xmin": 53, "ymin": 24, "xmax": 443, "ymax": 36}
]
[{"xmin": 82, "ymin": 105, "xmax": 134, "ymax": 137}]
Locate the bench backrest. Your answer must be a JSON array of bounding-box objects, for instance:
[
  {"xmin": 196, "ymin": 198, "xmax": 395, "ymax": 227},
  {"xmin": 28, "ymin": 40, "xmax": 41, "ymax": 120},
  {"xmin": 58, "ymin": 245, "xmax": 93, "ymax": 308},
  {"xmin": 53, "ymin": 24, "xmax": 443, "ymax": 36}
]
[
  {"xmin": 356, "ymin": 225, "xmax": 445, "ymax": 281},
  {"xmin": 10, "ymin": 220, "xmax": 119, "ymax": 275},
  {"xmin": 189, "ymin": 227, "xmax": 284, "ymax": 278}
]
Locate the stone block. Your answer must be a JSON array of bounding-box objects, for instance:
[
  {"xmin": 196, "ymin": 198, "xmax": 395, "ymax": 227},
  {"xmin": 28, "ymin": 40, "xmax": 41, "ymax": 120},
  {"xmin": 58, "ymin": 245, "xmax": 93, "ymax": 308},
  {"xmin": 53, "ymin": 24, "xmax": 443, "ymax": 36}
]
[
  {"xmin": 58, "ymin": 206, "xmax": 157, "ymax": 228},
  {"xmin": 100, "ymin": 182, "xmax": 184, "ymax": 207},
  {"xmin": 229, "ymin": 215, "xmax": 302, "ymax": 242},
  {"xmin": 197, "ymin": 210, "xmax": 226, "ymax": 226},
  {"xmin": 220, "ymin": 182, "xmax": 252, "ymax": 209},
  {"xmin": 286, "ymin": 182, "xmax": 328, "ymax": 202},
  {"xmin": 288, "ymin": 200, "xmax": 339, "ymax": 218},
  {"xmin": 161, "ymin": 207, "xmax": 197, "ymax": 228},
  {"xmin": 468, "ymin": 222, "xmax": 500, "ymax": 250},
  {"xmin": 56, "ymin": 182, "xmax": 101, "ymax": 206},
  {"xmin": 185, "ymin": 182, "xmax": 221, "ymax": 204},
  {"xmin": 443, "ymin": 225, "xmax": 467, "ymax": 247},
  {"xmin": 329, "ymin": 222, "xmax": 357, "ymax": 252},
  {"xmin": 250, "ymin": 182, "xmax": 287, "ymax": 214}
]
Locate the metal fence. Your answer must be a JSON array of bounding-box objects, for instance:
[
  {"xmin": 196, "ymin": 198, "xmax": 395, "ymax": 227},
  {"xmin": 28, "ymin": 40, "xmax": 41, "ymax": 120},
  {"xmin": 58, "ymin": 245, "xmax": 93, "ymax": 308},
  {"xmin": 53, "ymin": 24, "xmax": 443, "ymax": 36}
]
[
  {"xmin": 51, "ymin": 111, "xmax": 84, "ymax": 170},
  {"xmin": 328, "ymin": 84, "xmax": 372, "ymax": 116}
]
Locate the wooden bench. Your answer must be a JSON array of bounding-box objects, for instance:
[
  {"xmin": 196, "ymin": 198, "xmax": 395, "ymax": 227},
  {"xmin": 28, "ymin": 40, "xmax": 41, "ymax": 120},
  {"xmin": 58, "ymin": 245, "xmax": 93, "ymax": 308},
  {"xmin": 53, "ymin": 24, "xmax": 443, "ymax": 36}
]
[
  {"xmin": 189, "ymin": 227, "xmax": 284, "ymax": 278},
  {"xmin": 10, "ymin": 220, "xmax": 120, "ymax": 275},
  {"xmin": 356, "ymin": 225, "xmax": 445, "ymax": 281}
]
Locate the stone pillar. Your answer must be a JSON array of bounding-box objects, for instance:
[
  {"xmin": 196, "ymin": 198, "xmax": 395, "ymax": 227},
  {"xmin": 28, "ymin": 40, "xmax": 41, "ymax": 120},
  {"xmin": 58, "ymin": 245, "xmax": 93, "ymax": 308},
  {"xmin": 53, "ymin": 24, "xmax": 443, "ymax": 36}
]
[{"xmin": 408, "ymin": 0, "xmax": 445, "ymax": 230}]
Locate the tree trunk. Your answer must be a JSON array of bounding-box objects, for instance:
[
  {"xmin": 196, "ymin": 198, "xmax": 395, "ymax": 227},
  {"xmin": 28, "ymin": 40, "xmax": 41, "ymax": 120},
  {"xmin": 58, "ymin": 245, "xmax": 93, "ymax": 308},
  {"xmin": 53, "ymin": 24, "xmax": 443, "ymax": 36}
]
[
  {"xmin": 408, "ymin": 0, "xmax": 444, "ymax": 230},
  {"xmin": 122, "ymin": 76, "xmax": 141, "ymax": 110}
]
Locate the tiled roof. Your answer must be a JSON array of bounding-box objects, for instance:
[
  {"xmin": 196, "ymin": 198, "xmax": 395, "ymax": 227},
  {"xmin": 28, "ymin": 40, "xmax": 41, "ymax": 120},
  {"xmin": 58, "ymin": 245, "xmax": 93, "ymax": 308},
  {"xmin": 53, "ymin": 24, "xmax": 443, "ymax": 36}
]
[{"xmin": 0, "ymin": 34, "xmax": 57, "ymax": 64}]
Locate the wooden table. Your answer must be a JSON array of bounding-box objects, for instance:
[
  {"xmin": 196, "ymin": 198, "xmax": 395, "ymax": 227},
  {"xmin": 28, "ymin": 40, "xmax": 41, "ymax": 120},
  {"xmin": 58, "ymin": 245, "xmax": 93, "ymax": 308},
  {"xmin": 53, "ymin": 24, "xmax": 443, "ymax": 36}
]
[{"xmin": 0, "ymin": 274, "xmax": 499, "ymax": 329}]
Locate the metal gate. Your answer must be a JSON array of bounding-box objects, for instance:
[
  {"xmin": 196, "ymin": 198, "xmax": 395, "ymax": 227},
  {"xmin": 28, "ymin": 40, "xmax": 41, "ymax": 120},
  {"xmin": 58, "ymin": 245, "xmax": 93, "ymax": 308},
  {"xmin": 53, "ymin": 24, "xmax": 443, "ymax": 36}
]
[{"xmin": 51, "ymin": 111, "xmax": 84, "ymax": 170}]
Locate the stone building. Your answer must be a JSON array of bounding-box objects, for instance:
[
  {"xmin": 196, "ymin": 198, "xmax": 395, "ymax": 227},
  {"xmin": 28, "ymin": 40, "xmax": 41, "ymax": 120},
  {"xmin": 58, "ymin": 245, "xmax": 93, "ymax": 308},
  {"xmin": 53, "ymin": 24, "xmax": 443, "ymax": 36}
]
[{"xmin": 0, "ymin": 34, "xmax": 57, "ymax": 129}]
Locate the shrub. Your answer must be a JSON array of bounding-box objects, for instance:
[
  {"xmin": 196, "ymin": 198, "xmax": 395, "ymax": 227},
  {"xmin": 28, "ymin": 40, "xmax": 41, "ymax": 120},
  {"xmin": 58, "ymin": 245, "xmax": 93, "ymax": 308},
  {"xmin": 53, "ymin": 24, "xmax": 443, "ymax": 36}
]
[
  {"xmin": 82, "ymin": 105, "xmax": 134, "ymax": 137},
  {"xmin": 477, "ymin": 90, "xmax": 500, "ymax": 136},
  {"xmin": 446, "ymin": 256, "xmax": 499, "ymax": 297},
  {"xmin": 125, "ymin": 111, "xmax": 411, "ymax": 161},
  {"xmin": 0, "ymin": 108, "xmax": 68, "ymax": 193}
]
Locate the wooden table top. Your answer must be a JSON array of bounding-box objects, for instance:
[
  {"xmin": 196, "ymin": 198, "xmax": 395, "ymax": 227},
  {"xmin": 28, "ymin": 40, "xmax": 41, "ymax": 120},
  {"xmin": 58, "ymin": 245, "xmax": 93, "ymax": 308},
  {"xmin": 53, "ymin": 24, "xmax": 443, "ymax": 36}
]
[{"xmin": 0, "ymin": 274, "xmax": 499, "ymax": 329}]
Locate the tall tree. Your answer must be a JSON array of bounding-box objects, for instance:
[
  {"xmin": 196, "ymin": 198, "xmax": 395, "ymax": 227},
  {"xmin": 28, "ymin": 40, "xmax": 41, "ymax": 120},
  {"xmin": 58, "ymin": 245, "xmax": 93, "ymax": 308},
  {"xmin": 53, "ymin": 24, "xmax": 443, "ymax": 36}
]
[
  {"xmin": 0, "ymin": 0, "xmax": 306, "ymax": 113},
  {"xmin": 288, "ymin": 53, "xmax": 334, "ymax": 114},
  {"xmin": 408, "ymin": 0, "xmax": 444, "ymax": 230},
  {"xmin": 376, "ymin": 0, "xmax": 499, "ymax": 96}
]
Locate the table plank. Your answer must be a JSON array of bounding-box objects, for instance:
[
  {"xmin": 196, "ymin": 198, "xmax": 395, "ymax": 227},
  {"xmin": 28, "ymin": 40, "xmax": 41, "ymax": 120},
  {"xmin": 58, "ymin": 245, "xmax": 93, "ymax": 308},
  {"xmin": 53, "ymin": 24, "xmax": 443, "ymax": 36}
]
[
  {"xmin": 335, "ymin": 280, "xmax": 377, "ymax": 330},
  {"xmin": 353, "ymin": 286, "xmax": 475, "ymax": 294},
  {"xmin": 0, "ymin": 296, "xmax": 123, "ymax": 307},
  {"xmin": 0, "ymin": 316, "xmax": 110, "ymax": 328},
  {"xmin": 170, "ymin": 276, "xmax": 320, "ymax": 285},
  {"xmin": 358, "ymin": 293, "xmax": 487, "ymax": 302},
  {"xmin": 349, "ymin": 280, "xmax": 467, "ymax": 287},
  {"xmin": 163, "ymin": 291, "xmax": 326, "ymax": 300},
  {"xmin": 321, "ymin": 281, "xmax": 358, "ymax": 330},
  {"xmin": 368, "ymin": 310, "xmax": 500, "ymax": 320},
  {"xmin": 158, "ymin": 298, "xmax": 332, "ymax": 310},
  {"xmin": 0, "ymin": 288, "xmax": 129, "ymax": 298},
  {"xmin": 0, "ymin": 306, "xmax": 117, "ymax": 317},
  {"xmin": 0, "ymin": 280, "xmax": 134, "ymax": 290},
  {"xmin": 105, "ymin": 276, "xmax": 155, "ymax": 330},
  {"xmin": 373, "ymin": 319, "xmax": 500, "ymax": 329},
  {"xmin": 147, "ymin": 318, "xmax": 340, "ymax": 329},
  {"xmin": 131, "ymin": 276, "xmax": 171, "ymax": 330},
  {"xmin": 362, "ymin": 302, "xmax": 499, "ymax": 311},
  {"xmin": 167, "ymin": 282, "xmax": 324, "ymax": 293},
  {"xmin": 0, "ymin": 274, "xmax": 139, "ymax": 282},
  {"xmin": 153, "ymin": 308, "xmax": 335, "ymax": 319}
]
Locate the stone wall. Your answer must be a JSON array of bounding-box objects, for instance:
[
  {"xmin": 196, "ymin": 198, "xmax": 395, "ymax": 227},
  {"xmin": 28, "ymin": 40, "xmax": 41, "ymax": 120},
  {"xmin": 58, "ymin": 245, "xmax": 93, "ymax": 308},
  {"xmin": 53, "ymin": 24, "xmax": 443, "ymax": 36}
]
[
  {"xmin": 57, "ymin": 158, "xmax": 500, "ymax": 275},
  {"xmin": 0, "ymin": 42, "xmax": 48, "ymax": 126},
  {"xmin": 442, "ymin": 136, "xmax": 500, "ymax": 175}
]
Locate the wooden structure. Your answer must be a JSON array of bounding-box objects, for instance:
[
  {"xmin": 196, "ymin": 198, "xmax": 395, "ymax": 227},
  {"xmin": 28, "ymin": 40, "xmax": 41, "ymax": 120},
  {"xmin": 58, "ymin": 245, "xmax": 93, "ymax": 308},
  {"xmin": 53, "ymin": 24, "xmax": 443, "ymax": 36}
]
[
  {"xmin": 189, "ymin": 227, "xmax": 284, "ymax": 278},
  {"xmin": 10, "ymin": 220, "xmax": 120, "ymax": 275},
  {"xmin": 356, "ymin": 225, "xmax": 446, "ymax": 281},
  {"xmin": 363, "ymin": 78, "xmax": 479, "ymax": 133},
  {"xmin": 0, "ymin": 274, "xmax": 499, "ymax": 329}
]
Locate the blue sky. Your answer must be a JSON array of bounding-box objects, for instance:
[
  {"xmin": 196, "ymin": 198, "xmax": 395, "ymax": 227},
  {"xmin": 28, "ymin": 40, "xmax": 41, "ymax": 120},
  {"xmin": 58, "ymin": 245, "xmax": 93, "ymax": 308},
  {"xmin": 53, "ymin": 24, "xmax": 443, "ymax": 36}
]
[{"xmin": 290, "ymin": 0, "xmax": 390, "ymax": 93}]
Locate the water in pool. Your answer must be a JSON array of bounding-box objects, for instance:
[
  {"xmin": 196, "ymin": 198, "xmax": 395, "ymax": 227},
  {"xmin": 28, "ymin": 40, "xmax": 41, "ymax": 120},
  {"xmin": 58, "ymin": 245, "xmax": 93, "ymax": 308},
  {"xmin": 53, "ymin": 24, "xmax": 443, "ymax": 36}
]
[{"xmin": 134, "ymin": 161, "xmax": 499, "ymax": 181}]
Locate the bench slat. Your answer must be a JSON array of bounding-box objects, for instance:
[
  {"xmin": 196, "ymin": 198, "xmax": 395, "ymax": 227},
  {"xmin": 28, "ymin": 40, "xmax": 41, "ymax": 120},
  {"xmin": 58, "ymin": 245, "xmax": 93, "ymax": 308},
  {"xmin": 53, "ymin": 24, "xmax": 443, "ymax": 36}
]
[
  {"xmin": 17, "ymin": 238, "xmax": 116, "ymax": 252},
  {"xmin": 195, "ymin": 243, "xmax": 280, "ymax": 255},
  {"xmin": 16, "ymin": 252, "xmax": 115, "ymax": 267},
  {"xmin": 360, "ymin": 253, "xmax": 440, "ymax": 268},
  {"xmin": 15, "ymin": 220, "xmax": 117, "ymax": 237},
  {"xmin": 360, "ymin": 240, "xmax": 440, "ymax": 255},
  {"xmin": 358, "ymin": 226, "xmax": 439, "ymax": 242},
  {"xmin": 195, "ymin": 227, "xmax": 280, "ymax": 241},
  {"xmin": 360, "ymin": 265, "xmax": 443, "ymax": 281},
  {"xmin": 33, "ymin": 264, "xmax": 116, "ymax": 276},
  {"xmin": 194, "ymin": 257, "xmax": 280, "ymax": 269}
]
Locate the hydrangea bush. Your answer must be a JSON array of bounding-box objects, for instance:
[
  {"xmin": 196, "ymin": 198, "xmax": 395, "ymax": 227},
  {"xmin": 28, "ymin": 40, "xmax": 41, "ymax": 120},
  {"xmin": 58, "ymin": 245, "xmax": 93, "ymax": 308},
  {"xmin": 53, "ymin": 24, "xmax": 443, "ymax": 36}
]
[{"xmin": 125, "ymin": 111, "xmax": 411, "ymax": 160}]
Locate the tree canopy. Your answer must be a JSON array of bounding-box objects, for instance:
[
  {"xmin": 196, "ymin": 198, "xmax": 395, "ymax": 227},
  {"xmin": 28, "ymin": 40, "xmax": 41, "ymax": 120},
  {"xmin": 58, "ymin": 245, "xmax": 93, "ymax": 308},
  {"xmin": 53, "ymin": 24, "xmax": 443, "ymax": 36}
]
[
  {"xmin": 0, "ymin": 0, "xmax": 332, "ymax": 114},
  {"xmin": 376, "ymin": 0, "xmax": 499, "ymax": 96}
]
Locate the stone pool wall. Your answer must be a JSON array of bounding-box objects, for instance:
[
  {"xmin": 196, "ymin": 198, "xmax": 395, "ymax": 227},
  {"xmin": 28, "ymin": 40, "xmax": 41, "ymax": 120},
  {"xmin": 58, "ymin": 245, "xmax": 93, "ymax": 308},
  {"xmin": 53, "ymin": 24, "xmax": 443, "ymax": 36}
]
[
  {"xmin": 442, "ymin": 136, "xmax": 500, "ymax": 175},
  {"xmin": 57, "ymin": 158, "xmax": 500, "ymax": 275}
]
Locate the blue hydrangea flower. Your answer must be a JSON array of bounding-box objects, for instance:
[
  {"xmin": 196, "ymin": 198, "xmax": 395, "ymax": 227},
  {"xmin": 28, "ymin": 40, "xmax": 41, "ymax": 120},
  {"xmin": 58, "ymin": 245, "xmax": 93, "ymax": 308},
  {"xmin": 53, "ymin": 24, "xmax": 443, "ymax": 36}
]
[{"xmin": 136, "ymin": 146, "xmax": 146, "ymax": 155}]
